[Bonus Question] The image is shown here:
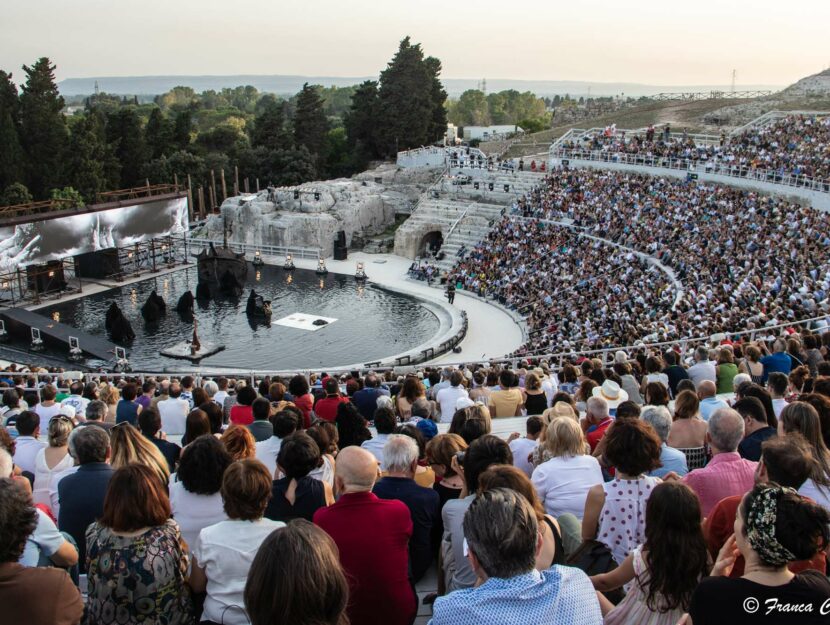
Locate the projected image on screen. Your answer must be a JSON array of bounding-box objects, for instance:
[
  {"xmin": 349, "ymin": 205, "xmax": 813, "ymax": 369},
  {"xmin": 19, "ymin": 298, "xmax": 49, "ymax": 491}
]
[{"xmin": 0, "ymin": 197, "xmax": 188, "ymax": 271}]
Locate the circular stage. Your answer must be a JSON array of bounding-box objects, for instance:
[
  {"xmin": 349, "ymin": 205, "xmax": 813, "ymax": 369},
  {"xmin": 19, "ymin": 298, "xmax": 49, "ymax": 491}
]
[{"xmin": 39, "ymin": 264, "xmax": 441, "ymax": 370}]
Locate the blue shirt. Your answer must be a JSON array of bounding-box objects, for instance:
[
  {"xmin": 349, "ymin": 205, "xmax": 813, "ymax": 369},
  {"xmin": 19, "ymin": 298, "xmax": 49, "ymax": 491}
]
[
  {"xmin": 429, "ymin": 566, "xmax": 602, "ymax": 625},
  {"xmin": 760, "ymin": 352, "xmax": 792, "ymax": 383},
  {"xmin": 699, "ymin": 397, "xmax": 729, "ymax": 422},
  {"xmin": 651, "ymin": 443, "xmax": 689, "ymax": 478}
]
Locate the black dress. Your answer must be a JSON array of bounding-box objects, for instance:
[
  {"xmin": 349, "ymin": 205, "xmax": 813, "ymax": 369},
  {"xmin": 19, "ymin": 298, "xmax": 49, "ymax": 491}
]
[
  {"xmin": 264, "ymin": 475, "xmax": 326, "ymax": 522},
  {"xmin": 524, "ymin": 392, "xmax": 548, "ymax": 416}
]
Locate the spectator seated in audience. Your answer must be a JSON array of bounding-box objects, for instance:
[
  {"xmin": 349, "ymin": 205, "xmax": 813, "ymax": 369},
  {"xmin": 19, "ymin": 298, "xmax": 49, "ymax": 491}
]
[
  {"xmin": 373, "ymin": 434, "xmax": 440, "ymax": 583},
  {"xmin": 734, "ymin": 397, "xmax": 777, "ymax": 461},
  {"xmin": 641, "ymin": 405, "xmax": 689, "ymax": 478},
  {"xmin": 169, "ymin": 435, "xmax": 232, "ymax": 551},
  {"xmin": 157, "ymin": 382, "xmax": 190, "ymax": 435},
  {"xmin": 255, "ymin": 409, "xmax": 298, "ymax": 478},
  {"xmin": 508, "ymin": 415, "xmax": 543, "ymax": 477},
  {"xmin": 0, "ymin": 478, "xmax": 83, "ymax": 625},
  {"xmin": 777, "ymin": 401, "xmax": 830, "ymax": 511},
  {"xmin": 334, "ymin": 401, "xmax": 371, "ymax": 449},
  {"xmin": 688, "ymin": 484, "xmax": 830, "ymax": 625},
  {"xmin": 56, "ymin": 425, "xmax": 112, "ymax": 573},
  {"xmin": 314, "ymin": 378, "xmax": 350, "ymax": 423},
  {"xmin": 247, "ymin": 397, "xmax": 274, "ymax": 442},
  {"xmin": 12, "ymin": 410, "xmax": 45, "ymax": 477},
  {"xmin": 314, "ymin": 446, "xmax": 416, "ymax": 625},
  {"xmin": 583, "ymin": 419, "xmax": 663, "ymax": 566},
  {"xmin": 667, "ymin": 390, "xmax": 709, "ymax": 470},
  {"xmin": 705, "ymin": 434, "xmax": 827, "ymax": 578},
  {"xmin": 221, "ymin": 424, "xmax": 257, "ymax": 461},
  {"xmin": 86, "ymin": 463, "xmax": 193, "ymax": 624},
  {"xmin": 138, "ymin": 406, "xmax": 181, "ymax": 472},
  {"xmin": 32, "ymin": 414, "xmax": 73, "ymax": 508},
  {"xmin": 426, "ymin": 433, "xmax": 467, "ymax": 508},
  {"xmin": 230, "ymin": 384, "xmax": 257, "ymax": 426},
  {"xmin": 430, "ymin": 487, "xmax": 602, "ymax": 625},
  {"xmin": 244, "ymin": 520, "xmax": 348, "ymax": 625},
  {"xmin": 266, "ymin": 432, "xmax": 334, "ymax": 522},
  {"xmin": 678, "ymin": 408, "xmax": 757, "ymax": 517},
  {"xmin": 591, "ymin": 482, "xmax": 709, "ymax": 624},
  {"xmin": 189, "ymin": 459, "xmax": 285, "ymax": 625},
  {"xmin": 696, "ymin": 380, "xmax": 729, "ymax": 422},
  {"xmin": 360, "ymin": 405, "xmax": 398, "ymax": 463},
  {"xmin": 110, "ymin": 421, "xmax": 170, "ymax": 485}
]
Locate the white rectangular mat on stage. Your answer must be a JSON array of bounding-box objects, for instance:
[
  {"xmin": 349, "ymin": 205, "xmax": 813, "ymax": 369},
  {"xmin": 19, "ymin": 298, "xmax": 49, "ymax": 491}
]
[{"xmin": 272, "ymin": 313, "xmax": 337, "ymax": 331}]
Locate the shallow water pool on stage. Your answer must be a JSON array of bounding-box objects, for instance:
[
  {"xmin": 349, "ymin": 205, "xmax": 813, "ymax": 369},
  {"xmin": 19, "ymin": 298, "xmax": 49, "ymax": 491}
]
[{"xmin": 39, "ymin": 265, "xmax": 440, "ymax": 370}]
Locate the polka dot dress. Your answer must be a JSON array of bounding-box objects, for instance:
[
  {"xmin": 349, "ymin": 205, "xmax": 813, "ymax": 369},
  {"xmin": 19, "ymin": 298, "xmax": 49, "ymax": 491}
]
[{"xmin": 597, "ymin": 475, "xmax": 661, "ymax": 566}]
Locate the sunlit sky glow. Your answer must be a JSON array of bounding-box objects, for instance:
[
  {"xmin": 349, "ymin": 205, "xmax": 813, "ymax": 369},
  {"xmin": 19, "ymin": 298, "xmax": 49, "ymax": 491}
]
[{"xmin": 2, "ymin": 0, "xmax": 829, "ymax": 86}]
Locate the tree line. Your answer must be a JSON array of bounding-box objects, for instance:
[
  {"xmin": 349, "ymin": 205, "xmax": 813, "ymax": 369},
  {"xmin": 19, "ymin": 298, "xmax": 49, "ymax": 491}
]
[{"xmin": 0, "ymin": 37, "xmax": 447, "ymax": 209}]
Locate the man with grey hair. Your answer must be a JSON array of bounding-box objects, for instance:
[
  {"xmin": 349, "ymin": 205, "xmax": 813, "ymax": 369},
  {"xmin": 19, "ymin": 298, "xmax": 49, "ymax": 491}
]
[
  {"xmin": 687, "ymin": 345, "xmax": 717, "ymax": 387},
  {"xmin": 81, "ymin": 399, "xmax": 114, "ymax": 431},
  {"xmin": 430, "ymin": 488, "xmax": 601, "ymax": 625},
  {"xmin": 678, "ymin": 407, "xmax": 757, "ymax": 516},
  {"xmin": 313, "ymin": 446, "xmax": 417, "ymax": 625},
  {"xmin": 583, "ymin": 396, "xmax": 612, "ymax": 452},
  {"xmin": 373, "ymin": 435, "xmax": 440, "ymax": 582},
  {"xmin": 641, "ymin": 406, "xmax": 688, "ymax": 478}
]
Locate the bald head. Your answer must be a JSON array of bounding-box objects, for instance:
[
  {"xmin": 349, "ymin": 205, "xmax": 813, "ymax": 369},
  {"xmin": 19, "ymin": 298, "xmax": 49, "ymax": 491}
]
[
  {"xmin": 697, "ymin": 380, "xmax": 716, "ymax": 399},
  {"xmin": 335, "ymin": 446, "xmax": 379, "ymax": 494}
]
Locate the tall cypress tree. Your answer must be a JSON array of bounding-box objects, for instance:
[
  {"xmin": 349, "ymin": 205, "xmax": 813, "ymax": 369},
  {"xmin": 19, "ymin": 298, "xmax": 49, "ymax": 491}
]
[
  {"xmin": 145, "ymin": 107, "xmax": 174, "ymax": 159},
  {"xmin": 344, "ymin": 80, "xmax": 380, "ymax": 169},
  {"xmin": 106, "ymin": 107, "xmax": 148, "ymax": 188},
  {"xmin": 424, "ymin": 56, "xmax": 448, "ymax": 144},
  {"xmin": 0, "ymin": 71, "xmax": 24, "ymax": 191},
  {"xmin": 19, "ymin": 58, "xmax": 68, "ymax": 198},
  {"xmin": 65, "ymin": 113, "xmax": 110, "ymax": 203},
  {"xmin": 376, "ymin": 37, "xmax": 434, "ymax": 157},
  {"xmin": 172, "ymin": 109, "xmax": 193, "ymax": 151},
  {"xmin": 252, "ymin": 98, "xmax": 290, "ymax": 150},
  {"xmin": 293, "ymin": 83, "xmax": 328, "ymax": 162}
]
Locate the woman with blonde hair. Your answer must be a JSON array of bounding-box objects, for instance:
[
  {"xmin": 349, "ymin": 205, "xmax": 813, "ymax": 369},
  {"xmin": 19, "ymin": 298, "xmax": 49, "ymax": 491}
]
[
  {"xmin": 666, "ymin": 390, "xmax": 708, "ymax": 470},
  {"xmin": 98, "ymin": 383, "xmax": 120, "ymax": 423},
  {"xmin": 110, "ymin": 422, "xmax": 171, "ymax": 484},
  {"xmin": 32, "ymin": 414, "xmax": 74, "ymax": 507},
  {"xmin": 531, "ymin": 417, "xmax": 603, "ymax": 519}
]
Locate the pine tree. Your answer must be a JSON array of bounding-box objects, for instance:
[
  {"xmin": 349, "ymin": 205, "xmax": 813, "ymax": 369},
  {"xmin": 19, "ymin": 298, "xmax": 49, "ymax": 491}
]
[
  {"xmin": 424, "ymin": 56, "xmax": 448, "ymax": 144},
  {"xmin": 172, "ymin": 109, "xmax": 193, "ymax": 150},
  {"xmin": 376, "ymin": 37, "xmax": 435, "ymax": 156},
  {"xmin": 252, "ymin": 98, "xmax": 290, "ymax": 150},
  {"xmin": 106, "ymin": 107, "xmax": 148, "ymax": 188},
  {"xmin": 344, "ymin": 80, "xmax": 379, "ymax": 164},
  {"xmin": 293, "ymin": 83, "xmax": 328, "ymax": 162},
  {"xmin": 19, "ymin": 58, "xmax": 68, "ymax": 198},
  {"xmin": 0, "ymin": 71, "xmax": 24, "ymax": 191},
  {"xmin": 145, "ymin": 107, "xmax": 174, "ymax": 159}
]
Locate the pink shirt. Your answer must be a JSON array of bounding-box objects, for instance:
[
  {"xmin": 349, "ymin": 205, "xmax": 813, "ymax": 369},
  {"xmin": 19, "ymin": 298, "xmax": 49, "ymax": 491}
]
[{"xmin": 681, "ymin": 452, "xmax": 757, "ymax": 517}]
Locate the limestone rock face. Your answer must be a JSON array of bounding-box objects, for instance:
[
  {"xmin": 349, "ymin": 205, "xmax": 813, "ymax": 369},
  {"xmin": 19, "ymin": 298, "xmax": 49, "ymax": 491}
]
[{"xmin": 192, "ymin": 164, "xmax": 442, "ymax": 256}]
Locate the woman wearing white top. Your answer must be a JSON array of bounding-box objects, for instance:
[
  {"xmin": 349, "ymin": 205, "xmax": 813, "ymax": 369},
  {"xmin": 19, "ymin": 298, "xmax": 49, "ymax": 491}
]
[
  {"xmin": 169, "ymin": 435, "xmax": 232, "ymax": 551},
  {"xmin": 306, "ymin": 423, "xmax": 337, "ymax": 487},
  {"xmin": 189, "ymin": 459, "xmax": 285, "ymax": 625},
  {"xmin": 32, "ymin": 415, "xmax": 74, "ymax": 507},
  {"xmin": 531, "ymin": 417, "xmax": 604, "ymax": 519},
  {"xmin": 639, "ymin": 356, "xmax": 669, "ymax": 399}
]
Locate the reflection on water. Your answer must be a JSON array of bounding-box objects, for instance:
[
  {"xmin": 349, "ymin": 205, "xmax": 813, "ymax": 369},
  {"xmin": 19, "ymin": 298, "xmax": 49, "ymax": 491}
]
[{"xmin": 39, "ymin": 265, "xmax": 439, "ymax": 370}]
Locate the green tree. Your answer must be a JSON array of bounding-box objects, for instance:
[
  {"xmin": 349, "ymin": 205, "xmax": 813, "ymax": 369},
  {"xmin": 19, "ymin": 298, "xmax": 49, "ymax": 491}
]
[
  {"xmin": 106, "ymin": 108, "xmax": 148, "ymax": 188},
  {"xmin": 454, "ymin": 90, "xmax": 490, "ymax": 126},
  {"xmin": 236, "ymin": 145, "xmax": 317, "ymax": 186},
  {"xmin": 140, "ymin": 150, "xmax": 206, "ymax": 185},
  {"xmin": 251, "ymin": 99, "xmax": 290, "ymax": 150},
  {"xmin": 344, "ymin": 80, "xmax": 379, "ymax": 166},
  {"xmin": 172, "ymin": 109, "xmax": 193, "ymax": 150},
  {"xmin": 293, "ymin": 83, "xmax": 328, "ymax": 162},
  {"xmin": 323, "ymin": 127, "xmax": 352, "ymax": 178},
  {"xmin": 0, "ymin": 182, "xmax": 32, "ymax": 206},
  {"xmin": 49, "ymin": 186, "xmax": 85, "ymax": 208},
  {"xmin": 145, "ymin": 107, "xmax": 174, "ymax": 159},
  {"xmin": 195, "ymin": 123, "xmax": 248, "ymax": 156},
  {"xmin": 65, "ymin": 112, "xmax": 111, "ymax": 203},
  {"xmin": 376, "ymin": 37, "xmax": 439, "ymax": 156},
  {"xmin": 425, "ymin": 56, "xmax": 448, "ymax": 142},
  {"xmin": 19, "ymin": 57, "xmax": 68, "ymax": 198},
  {"xmin": 0, "ymin": 71, "xmax": 24, "ymax": 190},
  {"xmin": 156, "ymin": 86, "xmax": 196, "ymax": 110}
]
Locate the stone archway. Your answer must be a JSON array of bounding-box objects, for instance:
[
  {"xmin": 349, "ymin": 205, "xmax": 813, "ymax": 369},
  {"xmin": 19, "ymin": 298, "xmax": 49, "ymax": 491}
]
[{"xmin": 419, "ymin": 230, "xmax": 444, "ymax": 257}]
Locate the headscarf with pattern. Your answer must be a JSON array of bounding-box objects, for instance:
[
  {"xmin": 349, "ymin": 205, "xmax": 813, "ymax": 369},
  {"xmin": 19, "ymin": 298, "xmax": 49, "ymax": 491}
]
[{"xmin": 745, "ymin": 485, "xmax": 798, "ymax": 566}]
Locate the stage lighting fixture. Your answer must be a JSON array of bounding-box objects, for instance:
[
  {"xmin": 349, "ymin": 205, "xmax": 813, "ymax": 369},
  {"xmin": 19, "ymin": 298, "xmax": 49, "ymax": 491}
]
[
  {"xmin": 488, "ymin": 182, "xmax": 494, "ymax": 191},
  {"xmin": 314, "ymin": 191, "xmax": 321, "ymax": 201},
  {"xmin": 294, "ymin": 190, "xmax": 300, "ymax": 199}
]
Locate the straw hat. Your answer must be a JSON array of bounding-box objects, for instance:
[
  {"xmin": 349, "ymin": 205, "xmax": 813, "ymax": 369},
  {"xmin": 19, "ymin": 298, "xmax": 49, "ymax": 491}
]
[{"xmin": 592, "ymin": 380, "xmax": 629, "ymax": 408}]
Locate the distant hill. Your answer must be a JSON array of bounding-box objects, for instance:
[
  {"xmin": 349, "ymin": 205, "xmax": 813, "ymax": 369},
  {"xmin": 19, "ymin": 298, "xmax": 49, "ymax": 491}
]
[{"xmin": 57, "ymin": 74, "xmax": 784, "ymax": 98}]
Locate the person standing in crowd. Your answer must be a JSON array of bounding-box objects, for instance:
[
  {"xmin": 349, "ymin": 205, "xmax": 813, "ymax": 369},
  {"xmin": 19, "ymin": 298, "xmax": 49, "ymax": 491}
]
[
  {"xmin": 57, "ymin": 425, "xmax": 112, "ymax": 573},
  {"xmin": 679, "ymin": 408, "xmax": 757, "ymax": 516},
  {"xmin": 266, "ymin": 432, "xmax": 333, "ymax": 522},
  {"xmin": 373, "ymin": 435, "xmax": 440, "ymax": 583},
  {"xmin": 169, "ymin": 435, "xmax": 232, "ymax": 551},
  {"xmin": 688, "ymin": 484, "xmax": 830, "ymax": 625},
  {"xmin": 591, "ymin": 482, "xmax": 710, "ymax": 625},
  {"xmin": 189, "ymin": 460, "xmax": 285, "ymax": 625},
  {"xmin": 314, "ymin": 446, "xmax": 416, "ymax": 625},
  {"xmin": 0, "ymin": 478, "xmax": 84, "ymax": 625},
  {"xmin": 244, "ymin": 520, "xmax": 348, "ymax": 625},
  {"xmin": 86, "ymin": 464, "xmax": 193, "ymax": 625},
  {"xmin": 431, "ymin": 488, "xmax": 602, "ymax": 625}
]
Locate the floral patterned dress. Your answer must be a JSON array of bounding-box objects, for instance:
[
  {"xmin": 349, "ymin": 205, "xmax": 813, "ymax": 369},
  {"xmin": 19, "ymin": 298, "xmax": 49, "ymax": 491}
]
[{"xmin": 85, "ymin": 518, "xmax": 193, "ymax": 625}]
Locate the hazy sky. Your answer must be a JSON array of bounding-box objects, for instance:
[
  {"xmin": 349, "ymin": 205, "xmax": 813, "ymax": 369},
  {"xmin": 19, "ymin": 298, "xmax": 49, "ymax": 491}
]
[{"xmin": 2, "ymin": 0, "xmax": 829, "ymax": 86}]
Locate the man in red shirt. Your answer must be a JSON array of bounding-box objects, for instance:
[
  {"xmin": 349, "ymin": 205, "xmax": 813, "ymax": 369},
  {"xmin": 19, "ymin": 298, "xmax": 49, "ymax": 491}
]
[
  {"xmin": 314, "ymin": 446, "xmax": 416, "ymax": 625},
  {"xmin": 704, "ymin": 433, "xmax": 826, "ymax": 576},
  {"xmin": 313, "ymin": 377, "xmax": 350, "ymax": 423},
  {"xmin": 583, "ymin": 396, "xmax": 613, "ymax": 452}
]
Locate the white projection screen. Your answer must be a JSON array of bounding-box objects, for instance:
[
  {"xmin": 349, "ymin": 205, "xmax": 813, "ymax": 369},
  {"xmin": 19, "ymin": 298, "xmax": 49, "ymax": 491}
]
[{"xmin": 0, "ymin": 196, "xmax": 189, "ymax": 271}]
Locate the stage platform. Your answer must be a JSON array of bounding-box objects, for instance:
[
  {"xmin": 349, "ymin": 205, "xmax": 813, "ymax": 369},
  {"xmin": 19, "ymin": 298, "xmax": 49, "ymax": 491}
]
[
  {"xmin": 160, "ymin": 341, "xmax": 225, "ymax": 362},
  {"xmin": 0, "ymin": 307, "xmax": 118, "ymax": 362}
]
